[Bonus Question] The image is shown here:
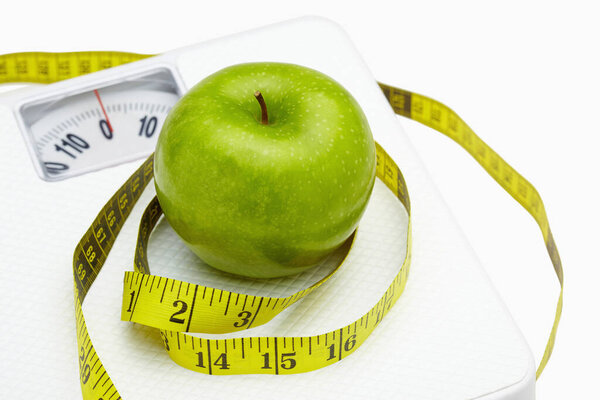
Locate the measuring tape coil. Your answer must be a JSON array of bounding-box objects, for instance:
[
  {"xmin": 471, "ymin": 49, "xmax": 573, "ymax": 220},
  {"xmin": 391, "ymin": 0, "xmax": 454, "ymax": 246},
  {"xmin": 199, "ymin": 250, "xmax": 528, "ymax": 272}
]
[
  {"xmin": 75, "ymin": 141, "xmax": 410, "ymax": 384},
  {"xmin": 0, "ymin": 51, "xmax": 563, "ymax": 399}
]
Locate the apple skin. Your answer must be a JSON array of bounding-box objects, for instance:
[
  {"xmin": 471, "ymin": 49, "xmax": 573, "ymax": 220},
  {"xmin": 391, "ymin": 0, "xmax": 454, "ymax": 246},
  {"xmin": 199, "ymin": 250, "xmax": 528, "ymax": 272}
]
[{"xmin": 154, "ymin": 62, "xmax": 376, "ymax": 278}]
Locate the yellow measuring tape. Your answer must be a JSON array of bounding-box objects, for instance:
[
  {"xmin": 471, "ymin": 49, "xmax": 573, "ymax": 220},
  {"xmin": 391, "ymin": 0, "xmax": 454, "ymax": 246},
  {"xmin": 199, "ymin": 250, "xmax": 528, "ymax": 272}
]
[{"xmin": 0, "ymin": 51, "xmax": 563, "ymax": 399}]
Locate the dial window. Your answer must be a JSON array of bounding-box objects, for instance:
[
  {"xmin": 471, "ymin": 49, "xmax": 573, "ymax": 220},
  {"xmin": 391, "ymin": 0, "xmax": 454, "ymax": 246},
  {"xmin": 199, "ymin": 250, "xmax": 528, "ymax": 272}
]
[{"xmin": 18, "ymin": 67, "xmax": 183, "ymax": 181}]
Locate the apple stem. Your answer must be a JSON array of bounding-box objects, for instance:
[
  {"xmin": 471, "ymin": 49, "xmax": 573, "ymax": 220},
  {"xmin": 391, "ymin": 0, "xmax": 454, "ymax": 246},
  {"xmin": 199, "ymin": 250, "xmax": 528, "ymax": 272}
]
[{"xmin": 254, "ymin": 91, "xmax": 268, "ymax": 125}]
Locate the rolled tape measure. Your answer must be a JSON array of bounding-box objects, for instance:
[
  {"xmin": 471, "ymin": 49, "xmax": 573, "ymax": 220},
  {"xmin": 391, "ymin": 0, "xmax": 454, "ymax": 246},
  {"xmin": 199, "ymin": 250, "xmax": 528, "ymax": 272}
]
[{"xmin": 0, "ymin": 51, "xmax": 563, "ymax": 400}]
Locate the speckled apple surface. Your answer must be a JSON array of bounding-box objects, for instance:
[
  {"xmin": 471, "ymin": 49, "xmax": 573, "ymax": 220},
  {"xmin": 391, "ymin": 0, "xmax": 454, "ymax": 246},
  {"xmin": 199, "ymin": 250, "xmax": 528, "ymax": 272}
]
[{"xmin": 0, "ymin": 17, "xmax": 535, "ymax": 400}]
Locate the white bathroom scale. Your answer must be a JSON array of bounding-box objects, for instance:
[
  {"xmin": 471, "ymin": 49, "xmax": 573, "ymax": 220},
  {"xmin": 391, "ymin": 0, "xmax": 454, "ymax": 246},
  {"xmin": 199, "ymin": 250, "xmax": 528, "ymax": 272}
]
[{"xmin": 0, "ymin": 17, "xmax": 536, "ymax": 399}]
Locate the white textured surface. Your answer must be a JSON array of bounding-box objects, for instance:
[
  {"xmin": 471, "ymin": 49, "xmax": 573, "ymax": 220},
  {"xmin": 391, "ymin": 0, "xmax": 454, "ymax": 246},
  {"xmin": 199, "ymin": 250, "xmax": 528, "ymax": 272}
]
[{"xmin": 0, "ymin": 17, "xmax": 534, "ymax": 399}]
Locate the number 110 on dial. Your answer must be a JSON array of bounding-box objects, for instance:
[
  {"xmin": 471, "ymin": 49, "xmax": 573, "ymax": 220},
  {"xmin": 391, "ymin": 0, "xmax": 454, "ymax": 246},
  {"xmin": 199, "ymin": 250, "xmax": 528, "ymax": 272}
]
[{"xmin": 19, "ymin": 68, "xmax": 182, "ymax": 181}]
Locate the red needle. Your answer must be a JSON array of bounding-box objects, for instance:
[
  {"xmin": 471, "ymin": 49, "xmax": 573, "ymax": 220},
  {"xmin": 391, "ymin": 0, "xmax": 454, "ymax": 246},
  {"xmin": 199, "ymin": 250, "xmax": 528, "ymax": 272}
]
[{"xmin": 94, "ymin": 89, "xmax": 113, "ymax": 133}]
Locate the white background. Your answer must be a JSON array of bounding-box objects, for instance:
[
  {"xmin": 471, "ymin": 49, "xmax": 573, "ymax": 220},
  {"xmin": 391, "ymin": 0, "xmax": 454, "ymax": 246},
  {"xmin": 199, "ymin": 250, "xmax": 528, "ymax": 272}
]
[{"xmin": 1, "ymin": 0, "xmax": 597, "ymax": 398}]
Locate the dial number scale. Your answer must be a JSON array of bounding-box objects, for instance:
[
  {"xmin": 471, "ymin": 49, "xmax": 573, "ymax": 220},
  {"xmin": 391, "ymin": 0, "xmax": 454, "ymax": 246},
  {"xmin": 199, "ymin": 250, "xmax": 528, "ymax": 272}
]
[
  {"xmin": 33, "ymin": 90, "xmax": 177, "ymax": 176},
  {"xmin": 19, "ymin": 67, "xmax": 182, "ymax": 180}
]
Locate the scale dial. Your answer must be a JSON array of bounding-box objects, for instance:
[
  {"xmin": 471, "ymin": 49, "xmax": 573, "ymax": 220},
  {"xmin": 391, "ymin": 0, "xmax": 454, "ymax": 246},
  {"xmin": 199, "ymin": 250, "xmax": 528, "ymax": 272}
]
[{"xmin": 18, "ymin": 68, "xmax": 183, "ymax": 181}]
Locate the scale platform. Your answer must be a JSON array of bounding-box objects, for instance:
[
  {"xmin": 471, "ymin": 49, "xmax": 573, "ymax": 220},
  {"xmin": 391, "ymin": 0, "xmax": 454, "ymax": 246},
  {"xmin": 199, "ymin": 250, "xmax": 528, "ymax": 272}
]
[{"xmin": 0, "ymin": 17, "xmax": 535, "ymax": 399}]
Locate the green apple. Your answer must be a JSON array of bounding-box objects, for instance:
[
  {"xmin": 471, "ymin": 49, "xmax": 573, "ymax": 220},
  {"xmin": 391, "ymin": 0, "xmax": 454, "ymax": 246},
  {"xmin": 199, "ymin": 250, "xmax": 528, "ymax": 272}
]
[{"xmin": 154, "ymin": 62, "xmax": 376, "ymax": 278}]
